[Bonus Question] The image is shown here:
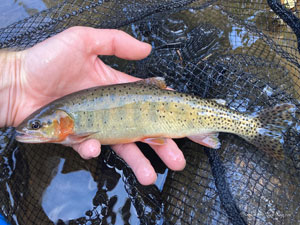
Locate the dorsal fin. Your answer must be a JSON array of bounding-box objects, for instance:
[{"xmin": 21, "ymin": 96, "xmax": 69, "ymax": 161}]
[{"xmin": 136, "ymin": 77, "xmax": 167, "ymax": 89}]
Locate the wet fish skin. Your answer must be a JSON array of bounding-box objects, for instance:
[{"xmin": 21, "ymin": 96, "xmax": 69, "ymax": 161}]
[{"xmin": 15, "ymin": 78, "xmax": 295, "ymax": 159}]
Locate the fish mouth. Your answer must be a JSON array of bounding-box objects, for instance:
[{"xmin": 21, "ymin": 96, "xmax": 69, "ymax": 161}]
[{"xmin": 15, "ymin": 131, "xmax": 53, "ymax": 143}]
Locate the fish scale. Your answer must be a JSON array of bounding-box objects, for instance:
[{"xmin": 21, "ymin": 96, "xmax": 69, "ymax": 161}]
[{"xmin": 16, "ymin": 77, "xmax": 295, "ymax": 160}]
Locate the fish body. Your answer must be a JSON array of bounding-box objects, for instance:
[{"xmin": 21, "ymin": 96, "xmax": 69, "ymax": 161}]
[{"xmin": 16, "ymin": 78, "xmax": 295, "ymax": 159}]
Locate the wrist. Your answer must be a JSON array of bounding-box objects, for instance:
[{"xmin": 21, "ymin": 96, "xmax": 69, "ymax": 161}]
[{"xmin": 0, "ymin": 51, "xmax": 25, "ymax": 127}]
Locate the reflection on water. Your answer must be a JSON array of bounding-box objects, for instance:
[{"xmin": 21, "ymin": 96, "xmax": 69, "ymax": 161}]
[
  {"xmin": 0, "ymin": 0, "xmax": 62, "ymax": 29},
  {"xmin": 42, "ymin": 158, "xmax": 97, "ymax": 223},
  {"xmin": 229, "ymin": 25, "xmax": 259, "ymax": 50}
]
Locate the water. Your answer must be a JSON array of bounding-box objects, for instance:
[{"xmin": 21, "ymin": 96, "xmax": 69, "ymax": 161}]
[
  {"xmin": 0, "ymin": 0, "xmax": 62, "ymax": 29},
  {"xmin": 41, "ymin": 159, "xmax": 98, "ymax": 223},
  {"xmin": 0, "ymin": 133, "xmax": 168, "ymax": 224}
]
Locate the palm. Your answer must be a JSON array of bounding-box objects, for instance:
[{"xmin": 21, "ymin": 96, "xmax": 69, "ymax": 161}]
[
  {"xmin": 25, "ymin": 37, "xmax": 99, "ymax": 98},
  {"xmin": 22, "ymin": 27, "xmax": 137, "ymax": 115}
]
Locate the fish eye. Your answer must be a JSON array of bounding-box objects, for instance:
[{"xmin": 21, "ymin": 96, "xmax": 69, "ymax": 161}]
[{"xmin": 30, "ymin": 120, "xmax": 42, "ymax": 130}]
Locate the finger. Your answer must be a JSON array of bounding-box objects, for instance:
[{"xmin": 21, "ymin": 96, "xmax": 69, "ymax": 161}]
[
  {"xmin": 72, "ymin": 139, "xmax": 101, "ymax": 159},
  {"xmin": 150, "ymin": 139, "xmax": 186, "ymax": 171},
  {"xmin": 88, "ymin": 28, "xmax": 152, "ymax": 59},
  {"xmin": 112, "ymin": 143, "xmax": 157, "ymax": 185},
  {"xmin": 66, "ymin": 27, "xmax": 152, "ymax": 60}
]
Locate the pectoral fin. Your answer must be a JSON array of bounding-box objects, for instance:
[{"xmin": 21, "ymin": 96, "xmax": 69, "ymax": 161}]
[
  {"xmin": 188, "ymin": 133, "xmax": 221, "ymax": 149},
  {"xmin": 141, "ymin": 137, "xmax": 167, "ymax": 145},
  {"xmin": 60, "ymin": 132, "xmax": 97, "ymax": 145}
]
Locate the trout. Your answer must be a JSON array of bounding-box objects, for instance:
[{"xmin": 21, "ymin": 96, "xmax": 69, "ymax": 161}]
[{"xmin": 15, "ymin": 77, "xmax": 295, "ymax": 159}]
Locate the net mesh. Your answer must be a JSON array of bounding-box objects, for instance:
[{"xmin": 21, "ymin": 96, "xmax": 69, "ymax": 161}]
[{"xmin": 0, "ymin": 0, "xmax": 300, "ymax": 224}]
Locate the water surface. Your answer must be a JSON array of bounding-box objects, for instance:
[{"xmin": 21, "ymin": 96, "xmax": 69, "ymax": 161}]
[{"xmin": 0, "ymin": 0, "xmax": 62, "ymax": 28}]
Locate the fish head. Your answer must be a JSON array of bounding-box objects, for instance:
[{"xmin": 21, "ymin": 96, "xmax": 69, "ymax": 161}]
[{"xmin": 16, "ymin": 108, "xmax": 74, "ymax": 143}]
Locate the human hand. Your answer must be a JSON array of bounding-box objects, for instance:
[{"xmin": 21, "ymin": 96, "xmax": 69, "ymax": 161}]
[{"xmin": 1, "ymin": 26, "xmax": 186, "ymax": 185}]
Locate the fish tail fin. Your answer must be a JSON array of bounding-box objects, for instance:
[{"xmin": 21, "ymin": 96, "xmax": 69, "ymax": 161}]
[{"xmin": 242, "ymin": 103, "xmax": 296, "ymax": 160}]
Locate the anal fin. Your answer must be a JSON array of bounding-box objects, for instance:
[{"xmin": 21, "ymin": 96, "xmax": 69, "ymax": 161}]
[{"xmin": 141, "ymin": 137, "xmax": 167, "ymax": 145}]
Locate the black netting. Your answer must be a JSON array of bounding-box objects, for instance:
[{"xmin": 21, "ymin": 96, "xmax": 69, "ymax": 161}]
[{"xmin": 1, "ymin": 0, "xmax": 300, "ymax": 224}]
